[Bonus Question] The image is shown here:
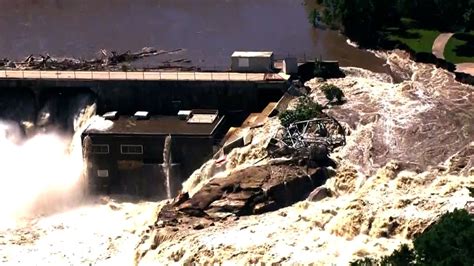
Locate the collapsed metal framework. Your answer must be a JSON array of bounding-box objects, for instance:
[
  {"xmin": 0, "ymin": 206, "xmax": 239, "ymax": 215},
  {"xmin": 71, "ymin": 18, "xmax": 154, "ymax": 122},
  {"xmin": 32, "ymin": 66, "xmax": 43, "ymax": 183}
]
[{"xmin": 269, "ymin": 117, "xmax": 346, "ymax": 157}]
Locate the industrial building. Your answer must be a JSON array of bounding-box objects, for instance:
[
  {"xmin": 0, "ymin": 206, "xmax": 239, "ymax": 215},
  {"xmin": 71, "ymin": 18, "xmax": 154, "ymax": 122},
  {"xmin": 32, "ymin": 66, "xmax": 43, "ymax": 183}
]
[{"xmin": 82, "ymin": 110, "xmax": 225, "ymax": 198}]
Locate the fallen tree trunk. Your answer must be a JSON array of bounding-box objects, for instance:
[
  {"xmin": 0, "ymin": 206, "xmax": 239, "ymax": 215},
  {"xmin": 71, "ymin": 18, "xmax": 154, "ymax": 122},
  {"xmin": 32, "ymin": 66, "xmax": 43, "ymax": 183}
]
[{"xmin": 0, "ymin": 47, "xmax": 188, "ymax": 71}]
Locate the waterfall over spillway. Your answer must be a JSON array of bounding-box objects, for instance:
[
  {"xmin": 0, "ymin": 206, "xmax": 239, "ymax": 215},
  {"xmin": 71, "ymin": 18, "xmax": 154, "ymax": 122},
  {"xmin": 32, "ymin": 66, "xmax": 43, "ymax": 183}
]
[{"xmin": 163, "ymin": 135, "xmax": 172, "ymax": 199}]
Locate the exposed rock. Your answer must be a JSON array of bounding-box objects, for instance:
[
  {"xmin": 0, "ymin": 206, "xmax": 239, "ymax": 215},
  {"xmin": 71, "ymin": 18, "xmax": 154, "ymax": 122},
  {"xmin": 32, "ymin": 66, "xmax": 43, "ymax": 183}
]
[
  {"xmin": 177, "ymin": 164, "xmax": 328, "ymax": 217},
  {"xmin": 146, "ymin": 164, "xmax": 330, "ymax": 251},
  {"xmin": 307, "ymin": 187, "xmax": 332, "ymax": 202}
]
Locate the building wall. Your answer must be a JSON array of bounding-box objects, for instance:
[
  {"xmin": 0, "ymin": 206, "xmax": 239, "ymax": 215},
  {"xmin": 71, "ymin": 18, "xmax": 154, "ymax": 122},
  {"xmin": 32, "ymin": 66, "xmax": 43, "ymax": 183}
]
[
  {"xmin": 231, "ymin": 56, "xmax": 274, "ymax": 72},
  {"xmin": 84, "ymin": 134, "xmax": 215, "ymax": 198}
]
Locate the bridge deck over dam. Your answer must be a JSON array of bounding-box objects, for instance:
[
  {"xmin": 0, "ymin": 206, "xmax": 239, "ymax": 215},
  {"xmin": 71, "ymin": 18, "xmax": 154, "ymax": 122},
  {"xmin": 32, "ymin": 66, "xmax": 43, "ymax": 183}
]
[{"xmin": 0, "ymin": 70, "xmax": 286, "ymax": 82}]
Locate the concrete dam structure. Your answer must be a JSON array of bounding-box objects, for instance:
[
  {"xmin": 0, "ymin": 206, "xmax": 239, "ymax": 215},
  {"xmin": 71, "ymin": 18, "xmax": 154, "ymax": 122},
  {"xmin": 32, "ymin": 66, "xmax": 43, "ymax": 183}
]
[
  {"xmin": 0, "ymin": 70, "xmax": 288, "ymax": 119},
  {"xmin": 0, "ymin": 66, "xmax": 289, "ymax": 198}
]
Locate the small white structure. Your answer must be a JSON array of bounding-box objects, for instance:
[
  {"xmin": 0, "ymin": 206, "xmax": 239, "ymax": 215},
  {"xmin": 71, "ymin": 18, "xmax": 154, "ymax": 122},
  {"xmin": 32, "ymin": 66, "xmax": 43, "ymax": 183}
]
[
  {"xmin": 177, "ymin": 110, "xmax": 192, "ymax": 120},
  {"xmin": 187, "ymin": 110, "xmax": 219, "ymax": 124},
  {"xmin": 231, "ymin": 51, "xmax": 274, "ymax": 73},
  {"xmin": 133, "ymin": 111, "xmax": 150, "ymax": 120},
  {"xmin": 103, "ymin": 111, "xmax": 119, "ymax": 120},
  {"xmin": 187, "ymin": 114, "xmax": 218, "ymax": 124}
]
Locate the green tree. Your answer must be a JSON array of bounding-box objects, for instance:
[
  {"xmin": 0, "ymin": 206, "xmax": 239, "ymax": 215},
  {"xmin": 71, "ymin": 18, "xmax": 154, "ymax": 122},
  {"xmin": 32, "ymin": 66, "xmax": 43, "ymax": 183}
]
[
  {"xmin": 318, "ymin": 0, "xmax": 473, "ymax": 43},
  {"xmin": 414, "ymin": 209, "xmax": 474, "ymax": 265},
  {"xmin": 351, "ymin": 209, "xmax": 474, "ymax": 265},
  {"xmin": 320, "ymin": 0, "xmax": 398, "ymax": 46},
  {"xmin": 381, "ymin": 244, "xmax": 416, "ymax": 265},
  {"xmin": 278, "ymin": 97, "xmax": 323, "ymax": 127},
  {"xmin": 320, "ymin": 83, "xmax": 345, "ymax": 104},
  {"xmin": 308, "ymin": 9, "xmax": 321, "ymax": 27}
]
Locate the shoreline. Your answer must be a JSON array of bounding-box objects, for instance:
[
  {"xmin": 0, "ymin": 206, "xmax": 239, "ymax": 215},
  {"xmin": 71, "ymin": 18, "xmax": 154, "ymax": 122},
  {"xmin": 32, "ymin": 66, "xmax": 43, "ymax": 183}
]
[{"xmin": 340, "ymin": 31, "xmax": 474, "ymax": 85}]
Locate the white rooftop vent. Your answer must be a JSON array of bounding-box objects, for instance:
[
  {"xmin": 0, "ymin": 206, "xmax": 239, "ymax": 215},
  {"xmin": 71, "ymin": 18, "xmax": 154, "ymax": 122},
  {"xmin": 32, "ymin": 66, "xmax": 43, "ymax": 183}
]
[
  {"xmin": 187, "ymin": 113, "xmax": 218, "ymax": 124},
  {"xmin": 133, "ymin": 111, "xmax": 150, "ymax": 120},
  {"xmin": 178, "ymin": 110, "xmax": 192, "ymax": 120},
  {"xmin": 102, "ymin": 111, "xmax": 119, "ymax": 120}
]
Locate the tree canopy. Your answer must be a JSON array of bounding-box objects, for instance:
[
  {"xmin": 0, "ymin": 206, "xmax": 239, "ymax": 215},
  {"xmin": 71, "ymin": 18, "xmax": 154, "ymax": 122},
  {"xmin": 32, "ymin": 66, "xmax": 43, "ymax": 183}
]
[
  {"xmin": 320, "ymin": 84, "xmax": 345, "ymax": 104},
  {"xmin": 278, "ymin": 97, "xmax": 323, "ymax": 127},
  {"xmin": 318, "ymin": 0, "xmax": 474, "ymax": 46},
  {"xmin": 351, "ymin": 209, "xmax": 474, "ymax": 266}
]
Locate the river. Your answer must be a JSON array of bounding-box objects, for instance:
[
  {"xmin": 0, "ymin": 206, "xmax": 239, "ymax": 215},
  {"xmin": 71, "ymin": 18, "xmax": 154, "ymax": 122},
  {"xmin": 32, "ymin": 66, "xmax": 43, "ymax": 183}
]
[
  {"xmin": 4, "ymin": 2, "xmax": 461, "ymax": 264},
  {"xmin": 0, "ymin": 0, "xmax": 388, "ymax": 72}
]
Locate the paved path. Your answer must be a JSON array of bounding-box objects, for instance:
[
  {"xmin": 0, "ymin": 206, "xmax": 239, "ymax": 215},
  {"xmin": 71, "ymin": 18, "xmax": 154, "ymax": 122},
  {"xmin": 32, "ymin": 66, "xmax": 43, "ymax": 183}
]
[
  {"xmin": 432, "ymin": 33, "xmax": 454, "ymax": 59},
  {"xmin": 432, "ymin": 33, "xmax": 474, "ymax": 76}
]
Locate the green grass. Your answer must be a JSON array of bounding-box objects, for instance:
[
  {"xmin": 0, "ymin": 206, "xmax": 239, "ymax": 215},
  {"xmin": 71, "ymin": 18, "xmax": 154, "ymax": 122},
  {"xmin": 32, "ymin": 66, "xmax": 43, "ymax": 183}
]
[
  {"xmin": 388, "ymin": 29, "xmax": 440, "ymax": 53},
  {"xmin": 382, "ymin": 18, "xmax": 440, "ymax": 53},
  {"xmin": 444, "ymin": 32, "xmax": 474, "ymax": 63}
]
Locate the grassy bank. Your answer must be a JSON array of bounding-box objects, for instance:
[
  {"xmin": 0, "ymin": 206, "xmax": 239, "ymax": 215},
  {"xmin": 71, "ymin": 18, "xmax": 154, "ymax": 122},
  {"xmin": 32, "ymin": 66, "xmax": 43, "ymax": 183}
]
[
  {"xmin": 444, "ymin": 32, "xmax": 474, "ymax": 63},
  {"xmin": 383, "ymin": 19, "xmax": 440, "ymax": 53}
]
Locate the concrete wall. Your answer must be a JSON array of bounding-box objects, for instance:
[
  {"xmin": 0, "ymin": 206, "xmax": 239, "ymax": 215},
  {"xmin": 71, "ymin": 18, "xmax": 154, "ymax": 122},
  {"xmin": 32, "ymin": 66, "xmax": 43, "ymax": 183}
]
[
  {"xmin": 0, "ymin": 78, "xmax": 287, "ymax": 117},
  {"xmin": 231, "ymin": 56, "xmax": 274, "ymax": 72},
  {"xmin": 85, "ymin": 134, "xmax": 216, "ymax": 198}
]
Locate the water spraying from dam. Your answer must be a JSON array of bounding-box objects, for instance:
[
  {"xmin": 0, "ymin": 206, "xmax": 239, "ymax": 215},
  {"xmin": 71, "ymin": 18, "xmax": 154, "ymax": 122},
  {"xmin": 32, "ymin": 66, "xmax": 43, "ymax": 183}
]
[
  {"xmin": 0, "ymin": 93, "xmax": 161, "ymax": 265},
  {"xmin": 163, "ymin": 134, "xmax": 173, "ymax": 199},
  {"xmin": 0, "ymin": 93, "xmax": 97, "ymax": 228}
]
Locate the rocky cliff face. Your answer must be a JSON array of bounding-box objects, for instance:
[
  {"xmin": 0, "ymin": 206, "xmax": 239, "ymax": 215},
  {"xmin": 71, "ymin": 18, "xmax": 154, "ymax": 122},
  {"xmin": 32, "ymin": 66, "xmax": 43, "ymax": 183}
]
[{"xmin": 136, "ymin": 50, "xmax": 474, "ymax": 265}]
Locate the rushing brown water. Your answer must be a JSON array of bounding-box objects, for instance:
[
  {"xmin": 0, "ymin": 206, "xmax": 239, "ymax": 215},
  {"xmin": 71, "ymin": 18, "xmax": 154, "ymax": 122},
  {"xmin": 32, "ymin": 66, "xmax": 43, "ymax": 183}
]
[
  {"xmin": 0, "ymin": 0, "xmax": 388, "ymax": 72},
  {"xmin": 326, "ymin": 51, "xmax": 474, "ymax": 174},
  {"xmin": 0, "ymin": 46, "xmax": 472, "ymax": 264},
  {"xmin": 136, "ymin": 51, "xmax": 473, "ymax": 265}
]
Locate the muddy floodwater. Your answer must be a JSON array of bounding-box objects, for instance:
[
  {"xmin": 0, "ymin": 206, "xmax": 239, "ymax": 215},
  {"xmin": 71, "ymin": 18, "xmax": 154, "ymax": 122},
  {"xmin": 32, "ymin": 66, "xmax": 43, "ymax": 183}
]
[{"xmin": 0, "ymin": 0, "xmax": 388, "ymax": 72}]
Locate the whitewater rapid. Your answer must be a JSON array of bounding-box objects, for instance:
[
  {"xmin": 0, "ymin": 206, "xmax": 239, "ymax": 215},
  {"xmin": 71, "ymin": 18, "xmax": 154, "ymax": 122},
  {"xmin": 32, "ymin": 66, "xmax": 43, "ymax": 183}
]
[
  {"xmin": 0, "ymin": 49, "xmax": 472, "ymax": 265},
  {"xmin": 138, "ymin": 50, "xmax": 474, "ymax": 265}
]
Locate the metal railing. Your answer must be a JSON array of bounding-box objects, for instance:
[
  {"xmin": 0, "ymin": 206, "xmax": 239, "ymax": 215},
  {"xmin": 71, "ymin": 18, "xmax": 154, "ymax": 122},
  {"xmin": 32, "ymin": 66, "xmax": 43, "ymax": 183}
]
[{"xmin": 0, "ymin": 69, "xmax": 271, "ymax": 82}]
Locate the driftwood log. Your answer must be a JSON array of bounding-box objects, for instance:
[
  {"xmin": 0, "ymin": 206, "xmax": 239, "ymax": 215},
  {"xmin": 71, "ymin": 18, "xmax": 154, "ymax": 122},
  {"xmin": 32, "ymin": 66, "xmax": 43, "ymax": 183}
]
[{"xmin": 0, "ymin": 48, "xmax": 194, "ymax": 71}]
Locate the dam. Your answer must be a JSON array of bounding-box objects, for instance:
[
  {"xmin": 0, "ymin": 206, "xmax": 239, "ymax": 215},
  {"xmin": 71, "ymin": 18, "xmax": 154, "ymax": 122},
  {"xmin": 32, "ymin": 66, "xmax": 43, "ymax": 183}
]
[
  {"xmin": 0, "ymin": 69, "xmax": 287, "ymax": 116},
  {"xmin": 0, "ymin": 53, "xmax": 290, "ymax": 198}
]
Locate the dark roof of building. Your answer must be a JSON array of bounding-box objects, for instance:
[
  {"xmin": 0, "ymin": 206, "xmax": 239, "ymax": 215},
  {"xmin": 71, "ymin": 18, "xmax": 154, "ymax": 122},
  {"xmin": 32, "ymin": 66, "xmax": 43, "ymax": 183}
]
[{"xmin": 83, "ymin": 114, "xmax": 224, "ymax": 136}]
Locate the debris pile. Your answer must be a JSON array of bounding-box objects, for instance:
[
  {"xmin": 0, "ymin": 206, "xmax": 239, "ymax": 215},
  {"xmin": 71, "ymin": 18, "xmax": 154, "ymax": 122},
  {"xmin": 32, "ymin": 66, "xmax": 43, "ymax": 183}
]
[
  {"xmin": 0, "ymin": 48, "xmax": 193, "ymax": 71},
  {"xmin": 267, "ymin": 117, "xmax": 346, "ymax": 166}
]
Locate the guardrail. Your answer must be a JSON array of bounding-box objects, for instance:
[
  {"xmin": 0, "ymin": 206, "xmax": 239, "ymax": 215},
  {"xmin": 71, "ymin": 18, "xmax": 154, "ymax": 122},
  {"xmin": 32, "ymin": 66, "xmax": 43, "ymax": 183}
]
[{"xmin": 0, "ymin": 70, "xmax": 269, "ymax": 82}]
